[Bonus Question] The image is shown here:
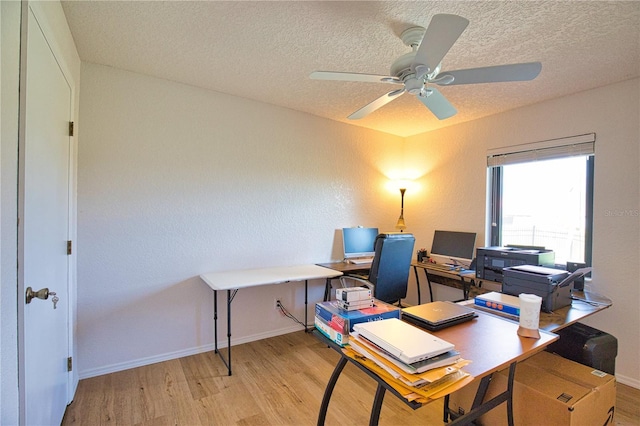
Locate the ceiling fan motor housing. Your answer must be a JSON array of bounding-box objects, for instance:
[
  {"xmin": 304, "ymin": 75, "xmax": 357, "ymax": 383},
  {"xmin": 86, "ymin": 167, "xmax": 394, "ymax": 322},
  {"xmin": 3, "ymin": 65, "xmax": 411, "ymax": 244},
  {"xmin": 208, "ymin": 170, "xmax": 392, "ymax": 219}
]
[
  {"xmin": 390, "ymin": 26, "xmax": 429, "ymax": 82},
  {"xmin": 389, "ymin": 52, "xmax": 417, "ymax": 81},
  {"xmin": 404, "ymin": 77, "xmax": 423, "ymax": 95}
]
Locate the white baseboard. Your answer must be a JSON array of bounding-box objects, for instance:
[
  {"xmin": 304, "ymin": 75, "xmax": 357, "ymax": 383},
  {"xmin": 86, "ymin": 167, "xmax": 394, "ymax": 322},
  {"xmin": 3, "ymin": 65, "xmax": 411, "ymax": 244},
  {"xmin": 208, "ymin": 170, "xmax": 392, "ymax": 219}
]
[
  {"xmin": 616, "ymin": 374, "xmax": 640, "ymax": 389},
  {"xmin": 78, "ymin": 324, "xmax": 302, "ymax": 379}
]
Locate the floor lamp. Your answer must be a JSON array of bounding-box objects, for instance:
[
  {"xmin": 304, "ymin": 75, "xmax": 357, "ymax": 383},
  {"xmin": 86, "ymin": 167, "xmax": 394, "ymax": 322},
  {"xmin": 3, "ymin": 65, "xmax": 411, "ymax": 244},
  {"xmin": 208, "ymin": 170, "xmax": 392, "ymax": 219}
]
[{"xmin": 395, "ymin": 188, "xmax": 406, "ymax": 232}]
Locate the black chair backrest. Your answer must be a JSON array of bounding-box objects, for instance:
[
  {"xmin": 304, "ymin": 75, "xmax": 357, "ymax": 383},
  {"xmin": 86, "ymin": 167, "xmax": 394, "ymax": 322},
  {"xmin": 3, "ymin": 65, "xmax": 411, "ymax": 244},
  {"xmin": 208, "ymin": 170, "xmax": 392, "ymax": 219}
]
[{"xmin": 368, "ymin": 233, "xmax": 415, "ymax": 304}]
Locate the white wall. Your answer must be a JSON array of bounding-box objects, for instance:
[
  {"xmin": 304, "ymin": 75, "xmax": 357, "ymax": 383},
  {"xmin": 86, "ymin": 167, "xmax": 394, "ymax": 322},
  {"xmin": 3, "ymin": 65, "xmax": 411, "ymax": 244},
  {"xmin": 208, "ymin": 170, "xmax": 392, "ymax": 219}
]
[
  {"xmin": 77, "ymin": 63, "xmax": 404, "ymax": 377},
  {"xmin": 405, "ymin": 78, "xmax": 640, "ymax": 387},
  {"xmin": 77, "ymin": 65, "xmax": 638, "ymax": 387}
]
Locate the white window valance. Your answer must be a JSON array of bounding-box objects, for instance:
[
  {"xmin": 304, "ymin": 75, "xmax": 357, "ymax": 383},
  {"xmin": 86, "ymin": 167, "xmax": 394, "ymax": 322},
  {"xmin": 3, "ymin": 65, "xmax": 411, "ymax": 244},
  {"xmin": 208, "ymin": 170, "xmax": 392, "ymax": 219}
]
[{"xmin": 487, "ymin": 133, "xmax": 595, "ymax": 167}]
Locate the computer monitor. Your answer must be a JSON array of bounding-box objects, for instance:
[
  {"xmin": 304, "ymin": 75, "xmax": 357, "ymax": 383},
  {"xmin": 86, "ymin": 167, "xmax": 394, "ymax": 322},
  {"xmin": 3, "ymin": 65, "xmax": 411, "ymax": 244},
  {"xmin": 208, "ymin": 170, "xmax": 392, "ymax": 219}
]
[
  {"xmin": 430, "ymin": 230, "xmax": 477, "ymax": 266},
  {"xmin": 342, "ymin": 227, "xmax": 379, "ymax": 259}
]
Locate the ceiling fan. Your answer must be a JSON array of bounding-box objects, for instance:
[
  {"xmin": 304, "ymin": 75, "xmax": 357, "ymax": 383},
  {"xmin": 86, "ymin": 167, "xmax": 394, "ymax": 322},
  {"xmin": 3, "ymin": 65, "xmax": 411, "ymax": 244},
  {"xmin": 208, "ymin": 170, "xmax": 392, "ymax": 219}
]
[{"xmin": 310, "ymin": 14, "xmax": 542, "ymax": 120}]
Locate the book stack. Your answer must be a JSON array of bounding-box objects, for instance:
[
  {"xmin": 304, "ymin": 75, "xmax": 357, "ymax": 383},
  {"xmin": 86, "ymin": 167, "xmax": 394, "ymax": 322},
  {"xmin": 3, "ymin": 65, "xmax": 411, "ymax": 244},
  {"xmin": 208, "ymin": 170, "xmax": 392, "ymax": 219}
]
[
  {"xmin": 343, "ymin": 318, "xmax": 472, "ymax": 403},
  {"xmin": 474, "ymin": 291, "xmax": 520, "ymax": 317},
  {"xmin": 314, "ymin": 299, "xmax": 400, "ymax": 346},
  {"xmin": 335, "ymin": 286, "xmax": 373, "ymax": 311}
]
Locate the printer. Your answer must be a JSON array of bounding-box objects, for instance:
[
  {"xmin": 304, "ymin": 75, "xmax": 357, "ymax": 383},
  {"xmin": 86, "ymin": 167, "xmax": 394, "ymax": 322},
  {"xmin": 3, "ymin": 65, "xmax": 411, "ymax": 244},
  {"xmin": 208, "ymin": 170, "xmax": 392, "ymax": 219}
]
[
  {"xmin": 475, "ymin": 246, "xmax": 555, "ymax": 282},
  {"xmin": 502, "ymin": 265, "xmax": 571, "ymax": 312}
]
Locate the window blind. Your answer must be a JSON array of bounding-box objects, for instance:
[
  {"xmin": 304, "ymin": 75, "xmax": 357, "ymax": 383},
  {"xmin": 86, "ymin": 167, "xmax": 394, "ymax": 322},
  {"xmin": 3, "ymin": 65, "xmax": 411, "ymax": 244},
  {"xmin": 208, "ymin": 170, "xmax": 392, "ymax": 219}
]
[{"xmin": 487, "ymin": 133, "xmax": 595, "ymax": 167}]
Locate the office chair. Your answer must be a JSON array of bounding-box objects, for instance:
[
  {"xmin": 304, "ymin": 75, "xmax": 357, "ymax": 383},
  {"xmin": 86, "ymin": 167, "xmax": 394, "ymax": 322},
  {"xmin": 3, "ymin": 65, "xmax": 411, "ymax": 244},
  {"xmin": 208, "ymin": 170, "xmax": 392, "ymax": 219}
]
[{"xmin": 340, "ymin": 233, "xmax": 415, "ymax": 305}]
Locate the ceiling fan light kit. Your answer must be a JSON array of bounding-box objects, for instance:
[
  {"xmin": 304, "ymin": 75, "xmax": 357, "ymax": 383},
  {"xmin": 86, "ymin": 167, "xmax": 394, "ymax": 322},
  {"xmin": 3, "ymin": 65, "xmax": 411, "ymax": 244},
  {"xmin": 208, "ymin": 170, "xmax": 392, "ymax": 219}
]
[{"xmin": 310, "ymin": 13, "xmax": 542, "ymax": 121}]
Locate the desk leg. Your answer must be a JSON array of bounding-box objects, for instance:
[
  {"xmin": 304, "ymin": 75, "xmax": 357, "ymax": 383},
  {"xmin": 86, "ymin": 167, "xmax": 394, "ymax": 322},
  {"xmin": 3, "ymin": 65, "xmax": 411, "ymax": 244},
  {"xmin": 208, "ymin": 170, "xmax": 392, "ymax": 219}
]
[
  {"xmin": 423, "ymin": 269, "xmax": 434, "ymax": 303},
  {"xmin": 445, "ymin": 362, "xmax": 516, "ymax": 426},
  {"xmin": 461, "ymin": 277, "xmax": 470, "ymax": 301},
  {"xmin": 369, "ymin": 384, "xmax": 386, "ymax": 426},
  {"xmin": 212, "ymin": 289, "xmax": 235, "ymax": 376},
  {"xmin": 226, "ymin": 289, "xmax": 232, "ymax": 376},
  {"xmin": 305, "ymin": 279, "xmax": 309, "ymax": 332},
  {"xmin": 317, "ymin": 356, "xmax": 347, "ymax": 426},
  {"xmin": 213, "ymin": 290, "xmax": 218, "ymax": 354},
  {"xmin": 506, "ymin": 362, "xmax": 515, "ymax": 426},
  {"xmin": 412, "ymin": 266, "xmax": 422, "ymax": 305},
  {"xmin": 323, "ymin": 277, "xmax": 331, "ymax": 301}
]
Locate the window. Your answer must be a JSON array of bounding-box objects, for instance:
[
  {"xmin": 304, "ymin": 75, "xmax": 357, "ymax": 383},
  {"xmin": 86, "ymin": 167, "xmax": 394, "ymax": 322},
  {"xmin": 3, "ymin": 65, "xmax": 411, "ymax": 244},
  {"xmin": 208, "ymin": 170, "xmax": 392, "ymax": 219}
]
[{"xmin": 487, "ymin": 134, "xmax": 595, "ymax": 267}]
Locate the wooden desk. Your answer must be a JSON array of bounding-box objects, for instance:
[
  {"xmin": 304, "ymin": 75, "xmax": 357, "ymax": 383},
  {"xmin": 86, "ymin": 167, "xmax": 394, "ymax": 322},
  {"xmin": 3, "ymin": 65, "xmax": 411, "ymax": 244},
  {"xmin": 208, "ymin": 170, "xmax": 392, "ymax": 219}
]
[
  {"xmin": 316, "ymin": 261, "xmax": 371, "ymax": 301},
  {"xmin": 461, "ymin": 291, "xmax": 612, "ymax": 333},
  {"xmin": 200, "ymin": 264, "xmax": 342, "ymax": 375},
  {"xmin": 320, "ymin": 261, "xmax": 484, "ymax": 305},
  {"xmin": 316, "ymin": 311, "xmax": 558, "ymax": 426},
  {"xmin": 316, "ymin": 293, "xmax": 611, "ymax": 425},
  {"xmin": 412, "ymin": 261, "xmax": 487, "ymax": 304}
]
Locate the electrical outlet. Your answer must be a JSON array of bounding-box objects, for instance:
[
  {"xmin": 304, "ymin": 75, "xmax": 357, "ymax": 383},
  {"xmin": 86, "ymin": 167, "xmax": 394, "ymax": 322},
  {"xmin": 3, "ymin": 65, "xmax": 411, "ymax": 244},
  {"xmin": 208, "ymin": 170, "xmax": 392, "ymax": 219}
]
[{"xmin": 274, "ymin": 298, "xmax": 282, "ymax": 310}]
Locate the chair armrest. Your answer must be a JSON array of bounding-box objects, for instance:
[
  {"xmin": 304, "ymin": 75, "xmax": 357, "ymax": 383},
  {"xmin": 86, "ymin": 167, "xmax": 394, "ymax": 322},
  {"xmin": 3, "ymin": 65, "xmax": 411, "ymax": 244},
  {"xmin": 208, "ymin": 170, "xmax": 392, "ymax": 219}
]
[{"xmin": 339, "ymin": 275, "xmax": 374, "ymax": 291}]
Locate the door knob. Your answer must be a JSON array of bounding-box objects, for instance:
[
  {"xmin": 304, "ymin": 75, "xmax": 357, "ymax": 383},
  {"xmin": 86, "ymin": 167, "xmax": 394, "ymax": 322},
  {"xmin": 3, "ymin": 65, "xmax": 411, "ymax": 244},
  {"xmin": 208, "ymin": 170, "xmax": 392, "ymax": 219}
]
[{"xmin": 25, "ymin": 287, "xmax": 50, "ymax": 304}]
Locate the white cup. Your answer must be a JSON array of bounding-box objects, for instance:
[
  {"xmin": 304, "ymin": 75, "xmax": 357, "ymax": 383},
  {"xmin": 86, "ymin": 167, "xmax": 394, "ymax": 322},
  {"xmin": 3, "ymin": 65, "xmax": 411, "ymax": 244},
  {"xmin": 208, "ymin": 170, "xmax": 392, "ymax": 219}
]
[{"xmin": 517, "ymin": 293, "xmax": 542, "ymax": 339}]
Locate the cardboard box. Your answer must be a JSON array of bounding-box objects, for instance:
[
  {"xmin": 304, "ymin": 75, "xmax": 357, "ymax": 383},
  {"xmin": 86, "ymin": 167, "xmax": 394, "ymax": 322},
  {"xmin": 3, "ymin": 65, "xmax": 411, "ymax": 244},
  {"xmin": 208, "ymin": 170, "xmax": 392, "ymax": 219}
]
[
  {"xmin": 314, "ymin": 299, "xmax": 400, "ymax": 343},
  {"xmin": 448, "ymin": 351, "xmax": 616, "ymax": 426}
]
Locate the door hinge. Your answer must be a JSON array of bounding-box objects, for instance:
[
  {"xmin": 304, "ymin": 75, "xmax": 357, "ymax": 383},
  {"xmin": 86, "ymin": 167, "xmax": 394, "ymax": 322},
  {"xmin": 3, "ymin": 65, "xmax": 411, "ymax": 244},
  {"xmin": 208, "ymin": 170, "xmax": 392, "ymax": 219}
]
[
  {"xmin": 67, "ymin": 357, "xmax": 73, "ymax": 372},
  {"xmin": 69, "ymin": 121, "xmax": 74, "ymax": 137},
  {"xmin": 67, "ymin": 240, "xmax": 72, "ymax": 255}
]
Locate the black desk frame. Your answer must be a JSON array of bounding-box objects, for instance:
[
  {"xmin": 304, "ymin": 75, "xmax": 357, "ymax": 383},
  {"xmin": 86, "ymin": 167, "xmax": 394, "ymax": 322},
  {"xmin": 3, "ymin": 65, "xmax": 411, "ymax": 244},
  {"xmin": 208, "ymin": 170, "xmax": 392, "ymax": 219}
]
[
  {"xmin": 315, "ymin": 331, "xmax": 516, "ymax": 426},
  {"xmin": 412, "ymin": 265, "xmax": 479, "ymax": 304},
  {"xmin": 213, "ymin": 280, "xmax": 310, "ymax": 376}
]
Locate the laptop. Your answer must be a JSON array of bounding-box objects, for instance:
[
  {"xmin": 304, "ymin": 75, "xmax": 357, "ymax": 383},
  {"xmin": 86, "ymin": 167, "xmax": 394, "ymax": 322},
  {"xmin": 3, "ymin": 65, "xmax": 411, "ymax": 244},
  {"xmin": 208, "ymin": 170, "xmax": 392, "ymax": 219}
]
[
  {"xmin": 401, "ymin": 301, "xmax": 477, "ymax": 331},
  {"xmin": 352, "ymin": 318, "xmax": 454, "ymax": 364}
]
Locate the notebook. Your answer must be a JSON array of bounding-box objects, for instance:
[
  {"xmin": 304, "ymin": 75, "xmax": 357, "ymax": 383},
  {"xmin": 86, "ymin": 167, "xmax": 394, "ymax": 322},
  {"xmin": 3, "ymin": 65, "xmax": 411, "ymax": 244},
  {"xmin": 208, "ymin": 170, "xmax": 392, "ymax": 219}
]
[
  {"xmin": 352, "ymin": 318, "xmax": 454, "ymax": 364},
  {"xmin": 401, "ymin": 301, "xmax": 477, "ymax": 331}
]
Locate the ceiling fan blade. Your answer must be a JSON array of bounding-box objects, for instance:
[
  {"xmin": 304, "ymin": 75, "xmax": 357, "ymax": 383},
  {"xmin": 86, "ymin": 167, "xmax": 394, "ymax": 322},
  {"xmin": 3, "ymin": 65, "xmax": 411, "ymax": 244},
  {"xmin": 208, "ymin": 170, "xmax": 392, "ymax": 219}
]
[
  {"xmin": 414, "ymin": 14, "xmax": 469, "ymax": 75},
  {"xmin": 417, "ymin": 87, "xmax": 457, "ymax": 120},
  {"xmin": 348, "ymin": 89, "xmax": 405, "ymax": 120},
  {"xmin": 436, "ymin": 62, "xmax": 542, "ymax": 85},
  {"xmin": 310, "ymin": 71, "xmax": 401, "ymax": 84}
]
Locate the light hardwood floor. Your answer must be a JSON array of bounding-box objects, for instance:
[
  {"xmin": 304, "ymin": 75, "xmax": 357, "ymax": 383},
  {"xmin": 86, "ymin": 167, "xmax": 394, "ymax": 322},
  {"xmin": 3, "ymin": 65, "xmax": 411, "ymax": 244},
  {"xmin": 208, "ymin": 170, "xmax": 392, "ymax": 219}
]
[{"xmin": 63, "ymin": 331, "xmax": 639, "ymax": 425}]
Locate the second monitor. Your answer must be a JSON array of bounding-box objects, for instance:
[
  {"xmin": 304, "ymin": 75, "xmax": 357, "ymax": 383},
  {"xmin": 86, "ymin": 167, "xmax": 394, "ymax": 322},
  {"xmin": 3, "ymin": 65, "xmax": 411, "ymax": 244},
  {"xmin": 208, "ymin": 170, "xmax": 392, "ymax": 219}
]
[{"xmin": 430, "ymin": 230, "xmax": 477, "ymax": 267}]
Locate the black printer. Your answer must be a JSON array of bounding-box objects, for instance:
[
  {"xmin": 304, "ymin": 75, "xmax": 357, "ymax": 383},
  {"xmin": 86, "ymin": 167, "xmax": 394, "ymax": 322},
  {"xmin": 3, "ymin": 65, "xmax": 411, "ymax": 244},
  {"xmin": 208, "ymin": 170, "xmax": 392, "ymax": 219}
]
[
  {"xmin": 475, "ymin": 246, "xmax": 555, "ymax": 282},
  {"xmin": 502, "ymin": 265, "xmax": 571, "ymax": 312}
]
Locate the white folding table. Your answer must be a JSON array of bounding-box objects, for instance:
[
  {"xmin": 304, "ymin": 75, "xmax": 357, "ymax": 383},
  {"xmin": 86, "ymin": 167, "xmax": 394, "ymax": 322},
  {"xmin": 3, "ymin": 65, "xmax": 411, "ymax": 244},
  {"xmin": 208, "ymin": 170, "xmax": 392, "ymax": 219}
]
[{"xmin": 200, "ymin": 264, "xmax": 343, "ymax": 375}]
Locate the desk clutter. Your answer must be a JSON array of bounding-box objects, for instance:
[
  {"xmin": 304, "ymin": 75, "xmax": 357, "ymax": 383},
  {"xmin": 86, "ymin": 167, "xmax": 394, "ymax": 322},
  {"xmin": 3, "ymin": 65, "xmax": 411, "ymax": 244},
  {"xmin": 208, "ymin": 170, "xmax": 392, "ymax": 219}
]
[
  {"xmin": 314, "ymin": 295, "xmax": 401, "ymax": 346},
  {"xmin": 315, "ymin": 296, "xmax": 472, "ymax": 404},
  {"xmin": 474, "ymin": 291, "xmax": 542, "ymax": 338},
  {"xmin": 334, "ymin": 286, "xmax": 373, "ymax": 310}
]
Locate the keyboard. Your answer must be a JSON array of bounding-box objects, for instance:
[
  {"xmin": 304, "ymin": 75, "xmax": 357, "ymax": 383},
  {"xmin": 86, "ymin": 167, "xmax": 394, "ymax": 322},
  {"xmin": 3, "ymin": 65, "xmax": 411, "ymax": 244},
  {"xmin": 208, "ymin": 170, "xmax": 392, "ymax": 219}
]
[
  {"xmin": 348, "ymin": 258, "xmax": 373, "ymax": 265},
  {"xmin": 428, "ymin": 263, "xmax": 456, "ymax": 271}
]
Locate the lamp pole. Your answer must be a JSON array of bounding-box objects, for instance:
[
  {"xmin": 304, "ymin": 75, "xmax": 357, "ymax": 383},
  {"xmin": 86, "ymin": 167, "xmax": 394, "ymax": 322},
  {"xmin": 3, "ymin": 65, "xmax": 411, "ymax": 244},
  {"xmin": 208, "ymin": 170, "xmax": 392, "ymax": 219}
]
[{"xmin": 396, "ymin": 188, "xmax": 406, "ymax": 232}]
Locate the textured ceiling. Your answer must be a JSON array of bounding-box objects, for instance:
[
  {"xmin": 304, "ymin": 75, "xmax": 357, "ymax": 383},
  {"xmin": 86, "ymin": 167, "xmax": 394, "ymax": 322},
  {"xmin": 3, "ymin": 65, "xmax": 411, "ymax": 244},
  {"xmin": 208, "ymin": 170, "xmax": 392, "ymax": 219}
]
[{"xmin": 61, "ymin": 1, "xmax": 640, "ymax": 137}]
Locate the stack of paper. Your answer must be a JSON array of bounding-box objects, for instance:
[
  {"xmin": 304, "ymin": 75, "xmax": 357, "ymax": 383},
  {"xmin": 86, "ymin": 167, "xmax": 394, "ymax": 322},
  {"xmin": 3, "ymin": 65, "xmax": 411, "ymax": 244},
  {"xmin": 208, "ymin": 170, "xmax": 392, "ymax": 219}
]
[{"xmin": 345, "ymin": 318, "xmax": 472, "ymax": 403}]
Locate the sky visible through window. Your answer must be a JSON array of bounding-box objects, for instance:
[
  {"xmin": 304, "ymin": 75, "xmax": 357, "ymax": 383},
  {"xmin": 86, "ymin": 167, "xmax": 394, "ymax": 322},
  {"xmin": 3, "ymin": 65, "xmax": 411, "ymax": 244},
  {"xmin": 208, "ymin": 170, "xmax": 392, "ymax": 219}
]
[{"xmin": 501, "ymin": 156, "xmax": 587, "ymax": 265}]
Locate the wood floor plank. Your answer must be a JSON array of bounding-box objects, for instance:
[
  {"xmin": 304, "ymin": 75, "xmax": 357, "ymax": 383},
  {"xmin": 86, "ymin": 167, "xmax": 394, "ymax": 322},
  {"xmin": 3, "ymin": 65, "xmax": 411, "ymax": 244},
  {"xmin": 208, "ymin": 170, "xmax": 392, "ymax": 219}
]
[
  {"xmin": 63, "ymin": 331, "xmax": 639, "ymax": 426},
  {"xmin": 615, "ymin": 383, "xmax": 640, "ymax": 425}
]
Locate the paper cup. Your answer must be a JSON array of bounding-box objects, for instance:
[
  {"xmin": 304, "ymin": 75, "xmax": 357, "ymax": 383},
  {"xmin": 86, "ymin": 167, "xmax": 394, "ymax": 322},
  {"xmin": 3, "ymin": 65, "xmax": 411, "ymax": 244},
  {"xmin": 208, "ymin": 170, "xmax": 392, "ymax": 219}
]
[{"xmin": 517, "ymin": 293, "xmax": 542, "ymax": 339}]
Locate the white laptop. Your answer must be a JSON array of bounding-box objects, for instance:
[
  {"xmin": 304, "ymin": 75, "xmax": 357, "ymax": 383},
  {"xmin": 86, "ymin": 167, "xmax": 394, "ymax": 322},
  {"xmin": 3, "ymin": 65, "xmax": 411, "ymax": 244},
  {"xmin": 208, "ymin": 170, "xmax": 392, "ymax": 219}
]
[{"xmin": 353, "ymin": 318, "xmax": 454, "ymax": 365}]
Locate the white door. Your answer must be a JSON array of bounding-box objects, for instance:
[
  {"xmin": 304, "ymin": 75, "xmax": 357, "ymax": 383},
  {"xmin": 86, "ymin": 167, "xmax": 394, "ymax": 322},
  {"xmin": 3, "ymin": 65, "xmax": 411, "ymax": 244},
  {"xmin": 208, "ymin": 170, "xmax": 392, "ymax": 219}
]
[{"xmin": 20, "ymin": 7, "xmax": 72, "ymax": 425}]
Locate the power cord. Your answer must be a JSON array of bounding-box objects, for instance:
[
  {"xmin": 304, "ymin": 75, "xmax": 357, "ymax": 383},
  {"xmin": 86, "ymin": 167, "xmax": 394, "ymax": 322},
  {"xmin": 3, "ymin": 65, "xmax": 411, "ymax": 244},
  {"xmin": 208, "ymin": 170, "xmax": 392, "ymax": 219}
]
[{"xmin": 276, "ymin": 300, "xmax": 311, "ymax": 328}]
